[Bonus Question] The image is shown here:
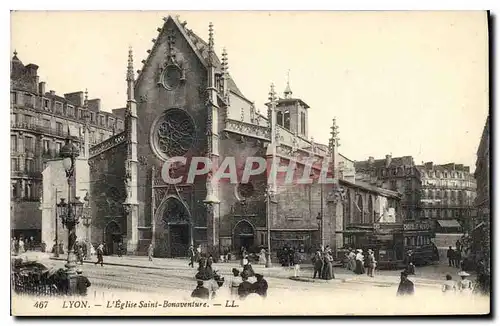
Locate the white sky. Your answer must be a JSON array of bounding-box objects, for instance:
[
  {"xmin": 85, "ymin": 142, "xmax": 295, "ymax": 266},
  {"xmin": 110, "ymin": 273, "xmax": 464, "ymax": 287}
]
[{"xmin": 11, "ymin": 11, "xmax": 489, "ymax": 170}]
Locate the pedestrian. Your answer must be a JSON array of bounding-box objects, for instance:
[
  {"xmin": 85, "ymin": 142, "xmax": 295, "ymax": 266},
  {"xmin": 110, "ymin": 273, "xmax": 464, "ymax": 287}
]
[
  {"xmin": 442, "ymin": 274, "xmax": 457, "ymax": 294},
  {"xmin": 293, "ymin": 249, "xmax": 302, "ymax": 278},
  {"xmin": 229, "ymin": 268, "xmax": 241, "ymax": 298},
  {"xmin": 312, "ymin": 250, "xmax": 324, "ymax": 279},
  {"xmin": 366, "ymin": 249, "xmax": 376, "ymax": 277},
  {"xmin": 78, "ymin": 246, "xmax": 84, "ymax": 265},
  {"xmin": 258, "ymin": 248, "xmax": 267, "ymax": 265},
  {"xmin": 95, "ymin": 243, "xmax": 104, "ymax": 266},
  {"xmin": 252, "ymin": 273, "xmax": 268, "ymax": 298},
  {"xmin": 76, "ymin": 269, "xmax": 91, "ymax": 296},
  {"xmin": 196, "ymin": 244, "xmax": 202, "ymax": 262},
  {"xmin": 348, "ymin": 250, "xmax": 356, "ymax": 272},
  {"xmin": 205, "ymin": 255, "xmax": 214, "ymax": 279},
  {"xmin": 405, "ymin": 250, "xmax": 415, "ymax": 275},
  {"xmin": 191, "ymin": 280, "xmax": 209, "ymax": 300},
  {"xmin": 454, "ymin": 248, "xmax": 462, "ymax": 269},
  {"xmin": 242, "ymin": 255, "xmax": 255, "ymax": 278},
  {"xmin": 457, "ymin": 271, "xmax": 473, "ymax": 294},
  {"xmin": 237, "ymin": 274, "xmax": 253, "ymax": 300},
  {"xmin": 322, "ymin": 250, "xmax": 334, "ymax": 280},
  {"xmin": 447, "ymin": 246, "xmax": 454, "ymax": 267},
  {"xmin": 396, "ymin": 271, "xmax": 415, "ymax": 296},
  {"xmin": 188, "ymin": 245, "xmax": 195, "ymax": 267},
  {"xmin": 18, "ymin": 237, "xmax": 25, "ymax": 254},
  {"xmin": 117, "ymin": 242, "xmax": 123, "ymax": 257},
  {"xmin": 29, "ymin": 236, "xmax": 34, "ymax": 251},
  {"xmin": 148, "ymin": 243, "xmax": 154, "ymax": 262},
  {"xmin": 90, "ymin": 243, "xmax": 96, "ymax": 258},
  {"xmin": 354, "ymin": 249, "xmax": 365, "ymax": 274}
]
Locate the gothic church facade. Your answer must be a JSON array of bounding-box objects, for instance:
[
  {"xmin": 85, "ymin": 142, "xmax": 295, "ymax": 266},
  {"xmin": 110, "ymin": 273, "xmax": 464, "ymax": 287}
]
[{"xmin": 88, "ymin": 15, "xmax": 394, "ymax": 257}]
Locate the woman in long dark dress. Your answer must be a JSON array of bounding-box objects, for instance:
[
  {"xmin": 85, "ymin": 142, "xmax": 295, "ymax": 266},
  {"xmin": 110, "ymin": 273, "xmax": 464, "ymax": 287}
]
[
  {"xmin": 322, "ymin": 251, "xmax": 334, "ymax": 280},
  {"xmin": 242, "ymin": 255, "xmax": 255, "ymax": 278}
]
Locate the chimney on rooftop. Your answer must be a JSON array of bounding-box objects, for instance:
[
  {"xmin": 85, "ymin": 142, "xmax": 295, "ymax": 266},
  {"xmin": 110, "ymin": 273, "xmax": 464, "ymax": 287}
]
[
  {"xmin": 385, "ymin": 154, "xmax": 392, "ymax": 168},
  {"xmin": 49, "ymin": 90, "xmax": 55, "ymax": 96},
  {"xmin": 38, "ymin": 82, "xmax": 46, "ymax": 96},
  {"xmin": 368, "ymin": 156, "xmax": 375, "ymax": 165}
]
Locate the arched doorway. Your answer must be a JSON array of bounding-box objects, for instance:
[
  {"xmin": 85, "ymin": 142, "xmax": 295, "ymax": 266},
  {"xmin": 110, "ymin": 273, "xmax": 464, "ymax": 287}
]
[
  {"xmin": 233, "ymin": 220, "xmax": 255, "ymax": 252},
  {"xmin": 155, "ymin": 197, "xmax": 191, "ymax": 258},
  {"xmin": 104, "ymin": 221, "xmax": 122, "ymax": 256}
]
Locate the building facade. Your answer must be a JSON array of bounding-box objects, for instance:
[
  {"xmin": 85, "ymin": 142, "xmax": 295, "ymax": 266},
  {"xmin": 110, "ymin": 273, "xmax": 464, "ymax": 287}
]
[
  {"xmin": 10, "ymin": 52, "xmax": 124, "ymax": 242},
  {"xmin": 417, "ymin": 162, "xmax": 476, "ymax": 232},
  {"xmin": 86, "ymin": 15, "xmax": 403, "ymax": 258},
  {"xmin": 471, "ymin": 115, "xmax": 490, "ymax": 281},
  {"xmin": 354, "ymin": 155, "xmax": 422, "ymax": 221}
]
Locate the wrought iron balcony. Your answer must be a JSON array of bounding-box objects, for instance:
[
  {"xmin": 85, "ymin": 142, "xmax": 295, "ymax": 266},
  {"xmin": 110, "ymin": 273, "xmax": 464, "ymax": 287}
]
[{"xmin": 11, "ymin": 121, "xmax": 71, "ymax": 139}]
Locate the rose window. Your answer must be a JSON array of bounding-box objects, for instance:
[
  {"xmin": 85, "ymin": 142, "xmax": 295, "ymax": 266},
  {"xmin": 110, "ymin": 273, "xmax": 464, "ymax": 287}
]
[{"xmin": 153, "ymin": 108, "xmax": 196, "ymax": 159}]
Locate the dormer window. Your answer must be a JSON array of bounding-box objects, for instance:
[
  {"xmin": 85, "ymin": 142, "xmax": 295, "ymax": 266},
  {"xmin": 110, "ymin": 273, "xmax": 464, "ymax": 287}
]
[
  {"xmin": 68, "ymin": 105, "xmax": 75, "ymax": 117},
  {"xmin": 55, "ymin": 102, "xmax": 63, "ymax": 115},
  {"xmin": 43, "ymin": 99, "xmax": 50, "ymax": 110}
]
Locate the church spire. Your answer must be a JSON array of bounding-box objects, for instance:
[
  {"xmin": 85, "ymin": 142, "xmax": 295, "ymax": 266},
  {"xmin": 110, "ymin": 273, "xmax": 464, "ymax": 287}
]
[
  {"xmin": 284, "ymin": 69, "xmax": 292, "ymax": 99},
  {"xmin": 328, "ymin": 117, "xmax": 340, "ymax": 153},
  {"xmin": 208, "ymin": 22, "xmax": 215, "ymax": 67},
  {"xmin": 127, "ymin": 46, "xmax": 134, "ymax": 82}
]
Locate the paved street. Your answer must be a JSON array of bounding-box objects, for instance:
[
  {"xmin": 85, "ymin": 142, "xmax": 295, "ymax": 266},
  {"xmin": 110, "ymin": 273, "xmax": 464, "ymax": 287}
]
[
  {"xmin": 12, "ymin": 252, "xmax": 489, "ymax": 315},
  {"xmin": 18, "ymin": 251, "xmax": 471, "ymax": 293}
]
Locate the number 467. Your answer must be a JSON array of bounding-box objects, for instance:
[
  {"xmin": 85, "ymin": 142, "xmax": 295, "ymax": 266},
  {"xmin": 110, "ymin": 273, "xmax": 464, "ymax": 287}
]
[{"xmin": 34, "ymin": 301, "xmax": 48, "ymax": 309}]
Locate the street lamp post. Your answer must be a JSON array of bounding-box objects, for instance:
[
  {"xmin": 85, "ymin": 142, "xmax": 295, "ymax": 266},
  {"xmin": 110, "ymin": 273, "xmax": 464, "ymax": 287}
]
[
  {"xmin": 81, "ymin": 192, "xmax": 92, "ymax": 259},
  {"xmin": 203, "ymin": 198, "xmax": 221, "ymax": 260},
  {"xmin": 265, "ymin": 186, "xmax": 274, "ymax": 268},
  {"xmin": 54, "ymin": 189, "xmax": 63, "ymax": 258},
  {"xmin": 57, "ymin": 136, "xmax": 84, "ymax": 295}
]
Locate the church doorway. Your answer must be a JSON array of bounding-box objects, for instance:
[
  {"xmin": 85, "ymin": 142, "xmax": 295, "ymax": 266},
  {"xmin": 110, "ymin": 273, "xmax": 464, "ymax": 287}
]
[
  {"xmin": 155, "ymin": 197, "xmax": 192, "ymax": 258},
  {"xmin": 233, "ymin": 220, "xmax": 255, "ymax": 252},
  {"xmin": 169, "ymin": 223, "xmax": 190, "ymax": 257},
  {"xmin": 104, "ymin": 221, "xmax": 122, "ymax": 256}
]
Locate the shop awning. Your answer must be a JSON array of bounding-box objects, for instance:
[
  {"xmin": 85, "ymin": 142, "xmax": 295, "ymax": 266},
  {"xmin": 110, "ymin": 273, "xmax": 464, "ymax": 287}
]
[{"xmin": 437, "ymin": 219, "xmax": 461, "ymax": 228}]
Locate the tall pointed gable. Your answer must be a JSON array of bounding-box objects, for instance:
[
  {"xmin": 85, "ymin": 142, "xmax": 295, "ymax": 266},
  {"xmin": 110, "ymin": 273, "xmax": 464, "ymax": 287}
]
[{"xmin": 135, "ymin": 15, "xmax": 249, "ymax": 101}]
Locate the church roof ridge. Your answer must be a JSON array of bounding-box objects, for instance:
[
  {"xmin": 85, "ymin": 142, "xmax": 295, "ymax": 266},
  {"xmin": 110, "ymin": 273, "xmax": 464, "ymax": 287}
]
[{"xmin": 135, "ymin": 15, "xmax": 249, "ymax": 102}]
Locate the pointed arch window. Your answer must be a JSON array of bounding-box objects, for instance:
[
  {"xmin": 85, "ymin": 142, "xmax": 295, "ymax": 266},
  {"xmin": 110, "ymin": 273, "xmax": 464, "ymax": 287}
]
[
  {"xmin": 283, "ymin": 110, "xmax": 290, "ymax": 130},
  {"xmin": 276, "ymin": 111, "xmax": 284, "ymax": 127},
  {"xmin": 300, "ymin": 112, "xmax": 306, "ymax": 136}
]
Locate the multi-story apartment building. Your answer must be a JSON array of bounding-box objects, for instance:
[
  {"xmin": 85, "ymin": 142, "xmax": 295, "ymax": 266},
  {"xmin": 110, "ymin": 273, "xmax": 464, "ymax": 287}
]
[
  {"xmin": 471, "ymin": 115, "xmax": 490, "ymax": 285},
  {"xmin": 10, "ymin": 51, "xmax": 125, "ymax": 242},
  {"xmin": 417, "ymin": 162, "xmax": 476, "ymax": 232},
  {"xmin": 354, "ymin": 155, "xmax": 422, "ymax": 221}
]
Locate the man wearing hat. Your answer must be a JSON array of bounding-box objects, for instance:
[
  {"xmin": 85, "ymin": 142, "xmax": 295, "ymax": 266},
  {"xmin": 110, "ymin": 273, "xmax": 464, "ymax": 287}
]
[
  {"xmin": 366, "ymin": 249, "xmax": 376, "ymax": 277},
  {"xmin": 75, "ymin": 269, "xmax": 91, "ymax": 296},
  {"xmin": 397, "ymin": 271, "xmax": 415, "ymax": 296},
  {"xmin": 191, "ymin": 280, "xmax": 209, "ymax": 299}
]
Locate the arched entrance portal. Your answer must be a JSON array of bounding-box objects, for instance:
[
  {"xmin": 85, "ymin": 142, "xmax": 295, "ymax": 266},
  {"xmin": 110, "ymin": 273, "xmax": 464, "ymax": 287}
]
[
  {"xmin": 104, "ymin": 221, "xmax": 122, "ymax": 256},
  {"xmin": 233, "ymin": 220, "xmax": 255, "ymax": 252},
  {"xmin": 155, "ymin": 197, "xmax": 191, "ymax": 258}
]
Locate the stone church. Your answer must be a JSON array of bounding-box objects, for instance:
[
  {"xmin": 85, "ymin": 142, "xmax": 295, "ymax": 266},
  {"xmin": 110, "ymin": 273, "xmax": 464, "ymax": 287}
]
[{"xmin": 87, "ymin": 15, "xmax": 399, "ymax": 258}]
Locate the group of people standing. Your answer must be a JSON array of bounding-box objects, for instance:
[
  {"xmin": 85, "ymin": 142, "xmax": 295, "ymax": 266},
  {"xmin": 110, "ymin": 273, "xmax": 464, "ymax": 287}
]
[
  {"xmin": 191, "ymin": 266, "xmax": 268, "ymax": 301},
  {"xmin": 346, "ymin": 248, "xmax": 377, "ymax": 277},
  {"xmin": 11, "ymin": 236, "xmax": 40, "ymax": 255},
  {"xmin": 312, "ymin": 246, "xmax": 335, "ymax": 280}
]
